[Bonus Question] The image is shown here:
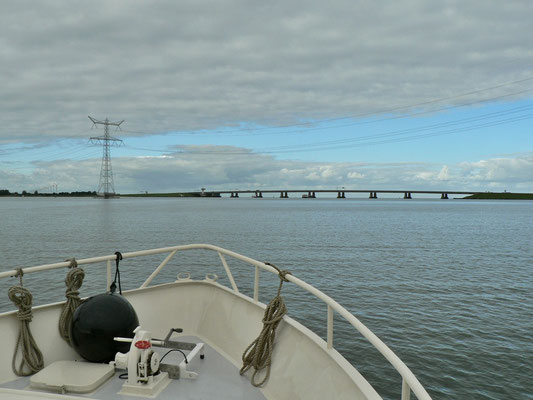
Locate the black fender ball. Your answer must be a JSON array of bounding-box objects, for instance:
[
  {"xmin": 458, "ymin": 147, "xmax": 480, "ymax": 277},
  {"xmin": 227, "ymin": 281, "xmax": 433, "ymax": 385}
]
[{"xmin": 70, "ymin": 293, "xmax": 139, "ymax": 363}]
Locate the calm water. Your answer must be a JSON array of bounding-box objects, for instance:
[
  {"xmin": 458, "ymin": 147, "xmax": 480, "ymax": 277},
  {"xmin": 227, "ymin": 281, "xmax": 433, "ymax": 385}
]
[{"xmin": 0, "ymin": 197, "xmax": 531, "ymax": 399}]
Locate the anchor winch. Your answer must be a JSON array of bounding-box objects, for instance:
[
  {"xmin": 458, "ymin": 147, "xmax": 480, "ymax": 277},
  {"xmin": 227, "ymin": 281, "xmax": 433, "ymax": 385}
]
[{"xmin": 111, "ymin": 326, "xmax": 205, "ymax": 397}]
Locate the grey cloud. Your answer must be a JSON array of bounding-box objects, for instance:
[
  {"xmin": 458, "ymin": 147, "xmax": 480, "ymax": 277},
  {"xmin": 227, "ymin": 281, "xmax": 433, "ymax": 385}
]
[{"xmin": 1, "ymin": 1, "xmax": 532, "ymax": 142}]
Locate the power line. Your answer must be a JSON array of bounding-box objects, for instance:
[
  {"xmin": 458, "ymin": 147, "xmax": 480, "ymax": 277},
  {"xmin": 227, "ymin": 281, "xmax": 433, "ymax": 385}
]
[
  {"xmin": 216, "ymin": 88, "xmax": 533, "ymax": 138},
  {"xmin": 2, "ymin": 76, "xmax": 532, "ymax": 165},
  {"xmin": 254, "ymin": 104, "xmax": 533, "ymax": 152},
  {"xmin": 0, "ymin": 147, "xmax": 101, "ymax": 171},
  {"xmin": 32, "ymin": 144, "xmax": 94, "ymax": 161},
  {"xmin": 124, "ymin": 145, "xmax": 174, "ymax": 153},
  {"xmin": 120, "ymin": 75, "xmax": 533, "ymax": 137},
  {"xmin": 154, "ymin": 106, "xmax": 533, "ymax": 155},
  {"xmin": 273, "ymin": 114, "xmax": 533, "ymax": 154},
  {"xmin": 0, "ymin": 131, "xmax": 92, "ymax": 157}
]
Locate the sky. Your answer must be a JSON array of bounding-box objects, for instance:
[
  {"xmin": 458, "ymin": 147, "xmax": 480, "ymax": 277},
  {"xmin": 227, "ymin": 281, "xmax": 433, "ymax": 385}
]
[{"xmin": 1, "ymin": 0, "xmax": 532, "ymax": 194}]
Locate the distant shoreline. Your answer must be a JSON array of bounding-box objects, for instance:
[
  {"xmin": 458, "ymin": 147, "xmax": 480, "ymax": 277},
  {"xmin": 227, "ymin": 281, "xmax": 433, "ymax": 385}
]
[
  {"xmin": 0, "ymin": 190, "xmax": 219, "ymax": 198},
  {"xmin": 121, "ymin": 192, "xmax": 221, "ymax": 198},
  {"xmin": 2, "ymin": 190, "xmax": 532, "ymax": 200},
  {"xmin": 0, "ymin": 190, "xmax": 96, "ymax": 197}
]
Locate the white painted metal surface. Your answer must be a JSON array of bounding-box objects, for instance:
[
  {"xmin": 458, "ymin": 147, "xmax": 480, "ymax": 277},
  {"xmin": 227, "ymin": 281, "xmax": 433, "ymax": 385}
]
[
  {"xmin": 30, "ymin": 361, "xmax": 114, "ymax": 393},
  {"xmin": 1, "ymin": 335, "xmax": 267, "ymax": 400},
  {"xmin": 0, "ymin": 244, "xmax": 432, "ymax": 399}
]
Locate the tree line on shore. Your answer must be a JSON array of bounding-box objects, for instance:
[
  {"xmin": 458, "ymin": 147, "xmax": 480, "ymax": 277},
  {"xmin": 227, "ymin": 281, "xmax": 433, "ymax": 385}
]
[{"xmin": 0, "ymin": 189, "xmax": 96, "ymax": 197}]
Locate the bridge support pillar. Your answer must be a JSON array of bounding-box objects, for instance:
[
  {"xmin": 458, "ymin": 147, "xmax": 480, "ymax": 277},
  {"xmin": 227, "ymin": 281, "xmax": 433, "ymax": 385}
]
[
  {"xmin": 312, "ymin": 191, "xmax": 316, "ymax": 198},
  {"xmin": 404, "ymin": 192, "xmax": 412, "ymax": 199},
  {"xmin": 255, "ymin": 191, "xmax": 263, "ymax": 198},
  {"xmin": 369, "ymin": 192, "xmax": 377, "ymax": 199},
  {"xmin": 337, "ymin": 191, "xmax": 345, "ymax": 198},
  {"xmin": 280, "ymin": 191, "xmax": 289, "ymax": 198},
  {"xmin": 441, "ymin": 193, "xmax": 449, "ymax": 199}
]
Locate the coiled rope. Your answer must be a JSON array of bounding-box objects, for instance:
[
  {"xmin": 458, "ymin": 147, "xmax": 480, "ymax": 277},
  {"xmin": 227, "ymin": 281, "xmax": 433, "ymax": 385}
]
[
  {"xmin": 58, "ymin": 258, "xmax": 85, "ymax": 345},
  {"xmin": 8, "ymin": 268, "xmax": 44, "ymax": 376},
  {"xmin": 240, "ymin": 262, "xmax": 291, "ymax": 387}
]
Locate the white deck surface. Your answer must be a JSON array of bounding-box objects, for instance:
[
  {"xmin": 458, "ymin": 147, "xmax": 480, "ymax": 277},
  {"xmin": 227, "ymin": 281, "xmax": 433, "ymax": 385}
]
[{"xmin": 0, "ymin": 336, "xmax": 266, "ymax": 400}]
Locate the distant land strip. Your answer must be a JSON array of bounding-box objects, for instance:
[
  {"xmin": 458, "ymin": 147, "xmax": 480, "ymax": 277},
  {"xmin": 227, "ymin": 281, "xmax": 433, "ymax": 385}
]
[
  {"xmin": 463, "ymin": 193, "xmax": 533, "ymax": 200},
  {"xmin": 1, "ymin": 190, "xmax": 532, "ymax": 200},
  {"xmin": 0, "ymin": 189, "xmax": 96, "ymax": 197},
  {"xmin": 121, "ymin": 192, "xmax": 219, "ymax": 198}
]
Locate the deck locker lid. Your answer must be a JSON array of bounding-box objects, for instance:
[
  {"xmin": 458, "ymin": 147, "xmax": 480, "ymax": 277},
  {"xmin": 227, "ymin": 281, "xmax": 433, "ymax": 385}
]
[{"xmin": 30, "ymin": 361, "xmax": 114, "ymax": 394}]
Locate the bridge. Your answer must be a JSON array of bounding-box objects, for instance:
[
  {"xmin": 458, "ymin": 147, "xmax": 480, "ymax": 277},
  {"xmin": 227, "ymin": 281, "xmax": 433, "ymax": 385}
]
[{"xmin": 208, "ymin": 189, "xmax": 488, "ymax": 199}]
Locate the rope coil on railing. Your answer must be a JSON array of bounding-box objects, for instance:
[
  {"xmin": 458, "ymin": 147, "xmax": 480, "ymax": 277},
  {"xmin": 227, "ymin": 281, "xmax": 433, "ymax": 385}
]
[
  {"xmin": 58, "ymin": 258, "xmax": 85, "ymax": 345},
  {"xmin": 240, "ymin": 262, "xmax": 291, "ymax": 387},
  {"xmin": 8, "ymin": 268, "xmax": 44, "ymax": 376}
]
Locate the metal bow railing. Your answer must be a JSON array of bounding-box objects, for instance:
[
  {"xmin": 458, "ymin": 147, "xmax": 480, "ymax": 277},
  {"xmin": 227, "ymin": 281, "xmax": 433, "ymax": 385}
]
[{"xmin": 0, "ymin": 244, "xmax": 431, "ymax": 400}]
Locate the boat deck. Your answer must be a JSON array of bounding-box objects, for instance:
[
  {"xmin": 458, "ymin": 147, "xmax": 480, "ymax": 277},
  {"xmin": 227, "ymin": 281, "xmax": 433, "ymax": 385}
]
[{"xmin": 0, "ymin": 336, "xmax": 266, "ymax": 400}]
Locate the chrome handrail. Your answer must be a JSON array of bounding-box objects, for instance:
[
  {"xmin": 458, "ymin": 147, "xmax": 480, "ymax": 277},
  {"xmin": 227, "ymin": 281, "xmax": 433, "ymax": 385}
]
[{"xmin": 0, "ymin": 244, "xmax": 431, "ymax": 400}]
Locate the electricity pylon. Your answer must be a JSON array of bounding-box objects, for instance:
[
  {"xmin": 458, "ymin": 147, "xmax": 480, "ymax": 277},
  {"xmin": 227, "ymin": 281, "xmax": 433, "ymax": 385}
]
[{"xmin": 89, "ymin": 116, "xmax": 124, "ymax": 198}]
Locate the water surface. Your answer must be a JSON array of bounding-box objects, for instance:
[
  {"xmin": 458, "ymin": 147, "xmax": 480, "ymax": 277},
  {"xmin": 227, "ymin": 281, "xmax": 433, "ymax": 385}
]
[{"xmin": 1, "ymin": 197, "xmax": 531, "ymax": 399}]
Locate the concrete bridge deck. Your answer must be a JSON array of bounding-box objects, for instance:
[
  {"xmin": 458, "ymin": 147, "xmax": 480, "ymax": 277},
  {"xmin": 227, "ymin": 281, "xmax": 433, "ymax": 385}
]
[{"xmin": 206, "ymin": 189, "xmax": 492, "ymax": 199}]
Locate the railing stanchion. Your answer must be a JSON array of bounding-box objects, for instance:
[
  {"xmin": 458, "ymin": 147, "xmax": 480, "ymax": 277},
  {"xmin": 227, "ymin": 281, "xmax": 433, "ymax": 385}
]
[
  {"xmin": 106, "ymin": 259, "xmax": 112, "ymax": 292},
  {"xmin": 218, "ymin": 252, "xmax": 239, "ymax": 293},
  {"xmin": 327, "ymin": 305, "xmax": 334, "ymax": 349},
  {"xmin": 141, "ymin": 250, "xmax": 178, "ymax": 288},
  {"xmin": 402, "ymin": 378, "xmax": 411, "ymax": 400},
  {"xmin": 254, "ymin": 265, "xmax": 260, "ymax": 303}
]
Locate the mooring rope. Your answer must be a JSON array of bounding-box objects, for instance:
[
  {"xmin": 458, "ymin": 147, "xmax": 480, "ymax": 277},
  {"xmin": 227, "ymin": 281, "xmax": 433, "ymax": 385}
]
[
  {"xmin": 8, "ymin": 268, "xmax": 44, "ymax": 376},
  {"xmin": 58, "ymin": 258, "xmax": 85, "ymax": 345},
  {"xmin": 240, "ymin": 262, "xmax": 291, "ymax": 387},
  {"xmin": 109, "ymin": 252, "xmax": 123, "ymax": 294}
]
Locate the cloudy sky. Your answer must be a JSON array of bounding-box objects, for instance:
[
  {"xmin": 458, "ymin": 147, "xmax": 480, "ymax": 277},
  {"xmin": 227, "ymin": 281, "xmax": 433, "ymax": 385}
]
[{"xmin": 1, "ymin": 0, "xmax": 532, "ymax": 193}]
